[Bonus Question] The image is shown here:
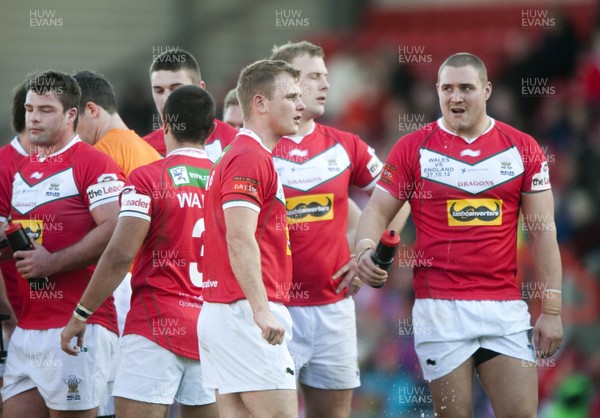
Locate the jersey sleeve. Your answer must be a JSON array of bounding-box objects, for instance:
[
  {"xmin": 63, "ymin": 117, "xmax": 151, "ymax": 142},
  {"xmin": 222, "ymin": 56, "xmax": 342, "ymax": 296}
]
[
  {"xmin": 118, "ymin": 167, "xmax": 152, "ymax": 222},
  {"xmin": 220, "ymin": 149, "xmax": 268, "ymax": 213},
  {"xmin": 348, "ymin": 134, "xmax": 383, "ymax": 190},
  {"xmin": 520, "ymin": 135, "xmax": 551, "ymax": 193},
  {"xmin": 75, "ymin": 147, "xmax": 125, "ymax": 212},
  {"xmin": 376, "ymin": 136, "xmax": 416, "ymax": 201},
  {"xmin": 0, "ymin": 157, "xmax": 13, "ymax": 222}
]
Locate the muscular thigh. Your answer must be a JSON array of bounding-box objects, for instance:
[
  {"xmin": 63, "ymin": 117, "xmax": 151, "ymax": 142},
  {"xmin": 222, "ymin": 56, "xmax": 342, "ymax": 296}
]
[
  {"xmin": 477, "ymin": 354, "xmax": 537, "ymax": 418},
  {"xmin": 427, "ymin": 357, "xmax": 475, "ymax": 418}
]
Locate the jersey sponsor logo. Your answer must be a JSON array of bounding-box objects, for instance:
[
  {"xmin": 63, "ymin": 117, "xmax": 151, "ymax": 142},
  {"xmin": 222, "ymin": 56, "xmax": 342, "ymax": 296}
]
[
  {"xmin": 288, "ymin": 148, "xmax": 308, "ymax": 158},
  {"xmin": 87, "ymin": 180, "xmax": 123, "ymax": 206},
  {"xmin": 531, "ymin": 161, "xmax": 551, "ymax": 191},
  {"xmin": 45, "ymin": 180, "xmax": 61, "ymax": 197},
  {"xmin": 447, "ymin": 199, "xmax": 502, "ymax": 226},
  {"xmin": 98, "ymin": 173, "xmax": 119, "ymax": 183},
  {"xmin": 274, "ymin": 143, "xmax": 351, "ymax": 192},
  {"xmin": 231, "ymin": 176, "xmax": 261, "ymax": 200},
  {"xmin": 367, "ymin": 154, "xmax": 383, "ymax": 178},
  {"xmin": 380, "ymin": 163, "xmax": 396, "ymax": 186},
  {"xmin": 169, "ymin": 166, "xmax": 190, "ymax": 185},
  {"xmin": 169, "ymin": 165, "xmax": 210, "ymax": 188},
  {"xmin": 12, "ymin": 169, "xmax": 79, "ymax": 215},
  {"xmin": 30, "ymin": 172, "xmax": 43, "ymax": 180},
  {"xmin": 120, "ymin": 192, "xmax": 151, "ymax": 215},
  {"xmin": 460, "ymin": 149, "xmax": 481, "ymax": 157},
  {"xmin": 285, "ymin": 193, "xmax": 334, "ymax": 224},
  {"xmin": 420, "ymin": 148, "xmax": 524, "ymax": 194},
  {"xmin": 276, "ymin": 176, "xmax": 286, "ymax": 205},
  {"xmin": 499, "ymin": 160, "xmax": 515, "ymax": 176},
  {"xmin": 13, "ymin": 219, "xmax": 44, "ymax": 244}
]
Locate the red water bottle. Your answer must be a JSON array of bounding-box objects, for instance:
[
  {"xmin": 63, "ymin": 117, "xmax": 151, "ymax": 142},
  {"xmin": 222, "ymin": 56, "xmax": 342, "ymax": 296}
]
[
  {"xmin": 5, "ymin": 221, "xmax": 49, "ymax": 290},
  {"xmin": 370, "ymin": 230, "xmax": 400, "ymax": 288}
]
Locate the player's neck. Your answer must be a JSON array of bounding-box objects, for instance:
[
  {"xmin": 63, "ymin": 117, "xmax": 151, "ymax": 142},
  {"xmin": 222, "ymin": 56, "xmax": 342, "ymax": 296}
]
[
  {"xmin": 297, "ymin": 118, "xmax": 315, "ymax": 136},
  {"xmin": 243, "ymin": 122, "xmax": 279, "ymax": 151},
  {"xmin": 457, "ymin": 115, "xmax": 492, "ymax": 140},
  {"xmin": 96, "ymin": 114, "xmax": 129, "ymax": 144},
  {"xmin": 37, "ymin": 132, "xmax": 75, "ymax": 157},
  {"xmin": 167, "ymin": 142, "xmax": 205, "ymax": 155}
]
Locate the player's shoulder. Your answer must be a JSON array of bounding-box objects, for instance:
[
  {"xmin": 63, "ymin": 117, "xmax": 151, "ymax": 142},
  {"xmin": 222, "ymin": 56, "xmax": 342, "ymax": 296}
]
[
  {"xmin": 493, "ymin": 120, "xmax": 537, "ymax": 144},
  {"xmin": 392, "ymin": 121, "xmax": 439, "ymax": 151},
  {"xmin": 143, "ymin": 128, "xmax": 162, "ymax": 141},
  {"xmin": 213, "ymin": 119, "xmax": 238, "ymax": 139},
  {"xmin": 314, "ymin": 122, "xmax": 359, "ymax": 143},
  {"xmin": 72, "ymin": 139, "xmax": 116, "ymax": 160}
]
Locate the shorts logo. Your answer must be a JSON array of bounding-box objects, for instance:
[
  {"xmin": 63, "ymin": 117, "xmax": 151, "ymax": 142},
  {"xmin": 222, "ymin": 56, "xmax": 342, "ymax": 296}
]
[
  {"xmin": 64, "ymin": 375, "xmax": 82, "ymax": 401},
  {"xmin": 169, "ymin": 166, "xmax": 190, "ymax": 185},
  {"xmin": 285, "ymin": 193, "xmax": 334, "ymax": 224},
  {"xmin": 447, "ymin": 199, "xmax": 502, "ymax": 226}
]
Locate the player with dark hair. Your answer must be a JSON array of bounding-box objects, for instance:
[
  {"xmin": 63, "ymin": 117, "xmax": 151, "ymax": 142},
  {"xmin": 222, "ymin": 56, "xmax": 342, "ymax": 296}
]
[
  {"xmin": 144, "ymin": 48, "xmax": 237, "ymax": 161},
  {"xmin": 356, "ymin": 52, "xmax": 562, "ymax": 418},
  {"xmin": 0, "ymin": 81, "xmax": 34, "ymax": 416},
  {"xmin": 74, "ymin": 70, "xmax": 161, "ymax": 177},
  {"xmin": 60, "ymin": 85, "xmax": 219, "ymax": 418},
  {"xmin": 1, "ymin": 70, "xmax": 124, "ymax": 418},
  {"xmin": 199, "ymin": 59, "xmax": 304, "ymax": 418}
]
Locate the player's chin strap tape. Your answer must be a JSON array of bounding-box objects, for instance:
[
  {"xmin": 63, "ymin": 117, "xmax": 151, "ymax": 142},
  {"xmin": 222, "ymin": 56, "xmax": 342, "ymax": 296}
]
[{"xmin": 541, "ymin": 289, "xmax": 561, "ymax": 315}]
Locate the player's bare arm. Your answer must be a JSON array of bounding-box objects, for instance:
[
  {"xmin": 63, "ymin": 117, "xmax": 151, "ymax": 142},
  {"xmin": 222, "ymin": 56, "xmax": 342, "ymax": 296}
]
[
  {"xmin": 224, "ymin": 206, "xmax": 285, "ymax": 345},
  {"xmin": 355, "ymin": 189, "xmax": 404, "ymax": 287},
  {"xmin": 521, "ymin": 190, "xmax": 563, "ymax": 358},
  {"xmin": 60, "ymin": 216, "xmax": 149, "ymax": 356}
]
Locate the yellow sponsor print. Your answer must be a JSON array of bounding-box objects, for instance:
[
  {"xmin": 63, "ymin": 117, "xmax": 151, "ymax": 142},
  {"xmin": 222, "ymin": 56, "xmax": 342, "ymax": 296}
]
[
  {"xmin": 285, "ymin": 225, "xmax": 292, "ymax": 255},
  {"xmin": 285, "ymin": 193, "xmax": 334, "ymax": 224},
  {"xmin": 13, "ymin": 219, "xmax": 44, "ymax": 244},
  {"xmin": 447, "ymin": 199, "xmax": 502, "ymax": 226}
]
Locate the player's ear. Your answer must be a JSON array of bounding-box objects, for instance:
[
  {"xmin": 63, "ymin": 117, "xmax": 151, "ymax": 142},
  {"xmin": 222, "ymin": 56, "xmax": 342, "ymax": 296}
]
[
  {"xmin": 484, "ymin": 82, "xmax": 492, "ymax": 101},
  {"xmin": 85, "ymin": 102, "xmax": 100, "ymax": 118},
  {"xmin": 66, "ymin": 107, "xmax": 78, "ymax": 125},
  {"xmin": 163, "ymin": 121, "xmax": 170, "ymax": 135},
  {"xmin": 254, "ymin": 94, "xmax": 267, "ymax": 114},
  {"xmin": 207, "ymin": 121, "xmax": 217, "ymax": 138}
]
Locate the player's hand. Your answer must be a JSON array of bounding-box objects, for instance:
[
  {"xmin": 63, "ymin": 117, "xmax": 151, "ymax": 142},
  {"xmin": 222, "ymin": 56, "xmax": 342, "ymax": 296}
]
[
  {"xmin": 334, "ymin": 257, "xmax": 363, "ymax": 296},
  {"xmin": 253, "ymin": 308, "xmax": 285, "ymax": 345},
  {"xmin": 14, "ymin": 242, "xmax": 57, "ymax": 279},
  {"xmin": 533, "ymin": 313, "xmax": 562, "ymax": 359},
  {"xmin": 356, "ymin": 248, "xmax": 388, "ymax": 288},
  {"xmin": 60, "ymin": 316, "xmax": 87, "ymax": 356}
]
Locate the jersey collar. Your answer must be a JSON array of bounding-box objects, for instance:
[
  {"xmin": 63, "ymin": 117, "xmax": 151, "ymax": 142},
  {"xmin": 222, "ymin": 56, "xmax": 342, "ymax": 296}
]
[
  {"xmin": 282, "ymin": 120, "xmax": 316, "ymax": 144},
  {"xmin": 238, "ymin": 128, "xmax": 271, "ymax": 153},
  {"xmin": 437, "ymin": 117, "xmax": 495, "ymax": 144},
  {"xmin": 36, "ymin": 135, "xmax": 80, "ymax": 161},
  {"xmin": 10, "ymin": 136, "xmax": 28, "ymax": 156},
  {"xmin": 167, "ymin": 147, "xmax": 207, "ymax": 159}
]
